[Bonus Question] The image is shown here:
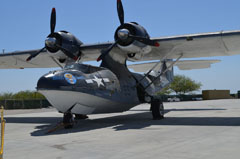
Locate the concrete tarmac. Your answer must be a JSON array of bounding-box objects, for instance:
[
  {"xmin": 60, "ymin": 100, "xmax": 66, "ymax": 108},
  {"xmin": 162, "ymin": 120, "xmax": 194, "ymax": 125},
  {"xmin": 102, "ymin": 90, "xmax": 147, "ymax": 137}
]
[{"xmin": 3, "ymin": 99, "xmax": 240, "ymax": 159}]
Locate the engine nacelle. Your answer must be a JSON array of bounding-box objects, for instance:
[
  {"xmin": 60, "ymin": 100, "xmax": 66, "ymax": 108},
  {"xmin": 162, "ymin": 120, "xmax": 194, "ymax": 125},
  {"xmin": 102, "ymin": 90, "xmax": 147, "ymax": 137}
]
[
  {"xmin": 46, "ymin": 50, "xmax": 67, "ymax": 61},
  {"xmin": 114, "ymin": 22, "xmax": 152, "ymax": 60},
  {"xmin": 118, "ymin": 41, "xmax": 152, "ymax": 61},
  {"xmin": 45, "ymin": 31, "xmax": 83, "ymax": 62}
]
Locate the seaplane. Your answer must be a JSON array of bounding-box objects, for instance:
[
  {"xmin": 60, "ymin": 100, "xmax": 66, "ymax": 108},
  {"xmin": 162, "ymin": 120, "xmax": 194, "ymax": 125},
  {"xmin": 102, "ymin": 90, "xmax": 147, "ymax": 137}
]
[{"xmin": 1, "ymin": 0, "xmax": 240, "ymax": 128}]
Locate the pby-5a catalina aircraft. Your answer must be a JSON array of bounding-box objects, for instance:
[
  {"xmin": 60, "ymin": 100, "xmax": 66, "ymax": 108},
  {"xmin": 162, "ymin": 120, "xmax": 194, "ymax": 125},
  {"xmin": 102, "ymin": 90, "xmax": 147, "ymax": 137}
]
[{"xmin": 1, "ymin": 0, "xmax": 240, "ymax": 128}]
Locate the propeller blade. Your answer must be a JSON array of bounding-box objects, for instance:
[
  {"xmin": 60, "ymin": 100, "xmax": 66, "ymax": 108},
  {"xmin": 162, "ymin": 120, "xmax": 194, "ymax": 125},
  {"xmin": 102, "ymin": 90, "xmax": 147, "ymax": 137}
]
[
  {"xmin": 97, "ymin": 41, "xmax": 118, "ymax": 61},
  {"xmin": 117, "ymin": 0, "xmax": 124, "ymax": 25},
  {"xmin": 129, "ymin": 35, "xmax": 160, "ymax": 47},
  {"xmin": 50, "ymin": 8, "xmax": 56, "ymax": 34},
  {"xmin": 26, "ymin": 47, "xmax": 45, "ymax": 61}
]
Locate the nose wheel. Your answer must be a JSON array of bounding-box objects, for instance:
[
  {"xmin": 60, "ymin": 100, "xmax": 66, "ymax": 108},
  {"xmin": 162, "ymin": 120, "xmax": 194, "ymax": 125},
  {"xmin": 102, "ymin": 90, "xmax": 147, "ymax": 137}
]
[
  {"xmin": 63, "ymin": 112, "xmax": 74, "ymax": 129},
  {"xmin": 151, "ymin": 98, "xmax": 164, "ymax": 120}
]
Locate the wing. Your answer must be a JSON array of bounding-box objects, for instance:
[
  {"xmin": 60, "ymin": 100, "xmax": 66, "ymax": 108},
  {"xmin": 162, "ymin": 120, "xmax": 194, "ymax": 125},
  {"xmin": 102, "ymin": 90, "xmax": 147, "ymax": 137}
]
[
  {"xmin": 1, "ymin": 30, "xmax": 240, "ymax": 69},
  {"xmin": 128, "ymin": 60, "xmax": 221, "ymax": 72},
  {"xmin": 143, "ymin": 30, "xmax": 240, "ymax": 61},
  {"xmin": 0, "ymin": 43, "xmax": 112, "ymax": 69},
  {"xmin": 0, "ymin": 49, "xmax": 60, "ymax": 69}
]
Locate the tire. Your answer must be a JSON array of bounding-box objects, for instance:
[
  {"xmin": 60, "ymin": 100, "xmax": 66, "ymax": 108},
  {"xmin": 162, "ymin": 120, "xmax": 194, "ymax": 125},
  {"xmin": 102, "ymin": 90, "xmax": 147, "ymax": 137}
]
[
  {"xmin": 64, "ymin": 124, "xmax": 73, "ymax": 129},
  {"xmin": 63, "ymin": 113, "xmax": 74, "ymax": 129},
  {"xmin": 151, "ymin": 99, "xmax": 164, "ymax": 120}
]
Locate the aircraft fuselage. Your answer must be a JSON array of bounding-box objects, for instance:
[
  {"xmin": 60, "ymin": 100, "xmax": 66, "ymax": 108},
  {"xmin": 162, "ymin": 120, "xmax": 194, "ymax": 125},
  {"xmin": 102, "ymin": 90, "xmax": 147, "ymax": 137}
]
[{"xmin": 37, "ymin": 62, "xmax": 142, "ymax": 115}]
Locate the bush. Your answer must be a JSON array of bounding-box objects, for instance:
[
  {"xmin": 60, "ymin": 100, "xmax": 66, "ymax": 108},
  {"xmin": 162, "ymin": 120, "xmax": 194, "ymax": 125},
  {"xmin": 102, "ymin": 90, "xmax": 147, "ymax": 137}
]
[
  {"xmin": 0, "ymin": 90, "xmax": 49, "ymax": 109},
  {"xmin": 0, "ymin": 90, "xmax": 45, "ymax": 100}
]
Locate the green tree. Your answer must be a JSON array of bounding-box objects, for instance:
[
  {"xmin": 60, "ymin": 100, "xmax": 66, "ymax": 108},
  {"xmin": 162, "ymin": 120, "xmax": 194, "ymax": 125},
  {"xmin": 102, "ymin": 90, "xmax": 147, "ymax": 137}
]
[
  {"xmin": 0, "ymin": 90, "xmax": 45, "ymax": 100},
  {"xmin": 169, "ymin": 75, "xmax": 202, "ymax": 95},
  {"xmin": 158, "ymin": 86, "xmax": 172, "ymax": 95},
  {"xmin": 12, "ymin": 90, "xmax": 45, "ymax": 99},
  {"xmin": 0, "ymin": 92, "xmax": 14, "ymax": 100}
]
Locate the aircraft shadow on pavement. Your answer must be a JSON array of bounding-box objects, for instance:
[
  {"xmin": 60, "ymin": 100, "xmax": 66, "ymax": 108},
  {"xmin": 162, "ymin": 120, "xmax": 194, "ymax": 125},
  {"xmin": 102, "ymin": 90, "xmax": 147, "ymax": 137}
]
[
  {"xmin": 5, "ymin": 117, "xmax": 60, "ymax": 124},
  {"xmin": 5, "ymin": 108, "xmax": 240, "ymax": 136}
]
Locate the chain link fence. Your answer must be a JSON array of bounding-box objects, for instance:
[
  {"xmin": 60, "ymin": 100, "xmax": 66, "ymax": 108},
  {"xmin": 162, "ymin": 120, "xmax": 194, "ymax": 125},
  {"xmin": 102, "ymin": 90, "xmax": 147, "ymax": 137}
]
[{"xmin": 0, "ymin": 99, "xmax": 51, "ymax": 109}]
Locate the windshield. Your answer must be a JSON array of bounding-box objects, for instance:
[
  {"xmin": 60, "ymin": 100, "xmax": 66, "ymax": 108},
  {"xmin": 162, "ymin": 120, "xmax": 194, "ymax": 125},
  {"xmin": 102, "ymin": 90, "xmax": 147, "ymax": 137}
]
[{"xmin": 64, "ymin": 64, "xmax": 75, "ymax": 70}]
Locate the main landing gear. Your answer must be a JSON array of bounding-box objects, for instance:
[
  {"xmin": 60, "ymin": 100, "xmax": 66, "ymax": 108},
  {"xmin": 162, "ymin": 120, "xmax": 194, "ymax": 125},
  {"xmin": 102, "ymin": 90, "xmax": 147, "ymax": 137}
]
[{"xmin": 151, "ymin": 98, "xmax": 164, "ymax": 120}]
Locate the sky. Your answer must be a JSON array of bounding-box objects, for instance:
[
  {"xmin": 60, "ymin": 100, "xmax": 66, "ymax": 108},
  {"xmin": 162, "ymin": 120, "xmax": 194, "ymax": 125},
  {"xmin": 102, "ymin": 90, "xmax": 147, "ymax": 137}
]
[{"xmin": 0, "ymin": 0, "xmax": 240, "ymax": 94}]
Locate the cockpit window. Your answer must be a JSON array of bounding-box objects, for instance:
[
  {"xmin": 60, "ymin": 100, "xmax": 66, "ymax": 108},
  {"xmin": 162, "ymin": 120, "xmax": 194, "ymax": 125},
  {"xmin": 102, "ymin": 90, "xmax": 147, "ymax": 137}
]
[{"xmin": 64, "ymin": 64, "xmax": 75, "ymax": 69}]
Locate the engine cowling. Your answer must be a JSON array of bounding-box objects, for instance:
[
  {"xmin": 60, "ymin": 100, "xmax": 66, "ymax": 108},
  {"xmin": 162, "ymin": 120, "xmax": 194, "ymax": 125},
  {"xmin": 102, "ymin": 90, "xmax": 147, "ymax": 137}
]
[
  {"xmin": 114, "ymin": 22, "xmax": 152, "ymax": 60},
  {"xmin": 26, "ymin": 8, "xmax": 85, "ymax": 63},
  {"xmin": 96, "ymin": 0, "xmax": 159, "ymax": 62},
  {"xmin": 45, "ymin": 31, "xmax": 83, "ymax": 62}
]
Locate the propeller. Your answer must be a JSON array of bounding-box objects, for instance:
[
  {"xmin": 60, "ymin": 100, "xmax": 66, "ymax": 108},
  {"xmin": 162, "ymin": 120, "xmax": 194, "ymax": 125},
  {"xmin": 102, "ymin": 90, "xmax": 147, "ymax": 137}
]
[
  {"xmin": 26, "ymin": 8, "xmax": 56, "ymax": 61},
  {"xmin": 117, "ymin": 0, "xmax": 159, "ymax": 46},
  {"xmin": 96, "ymin": 0, "xmax": 125, "ymax": 61},
  {"xmin": 97, "ymin": 41, "xmax": 118, "ymax": 62},
  {"xmin": 50, "ymin": 8, "xmax": 56, "ymax": 35},
  {"xmin": 26, "ymin": 47, "xmax": 45, "ymax": 61},
  {"xmin": 26, "ymin": 8, "xmax": 78, "ymax": 61},
  {"xmin": 117, "ymin": 0, "xmax": 124, "ymax": 26},
  {"xmin": 97, "ymin": 0, "xmax": 159, "ymax": 61}
]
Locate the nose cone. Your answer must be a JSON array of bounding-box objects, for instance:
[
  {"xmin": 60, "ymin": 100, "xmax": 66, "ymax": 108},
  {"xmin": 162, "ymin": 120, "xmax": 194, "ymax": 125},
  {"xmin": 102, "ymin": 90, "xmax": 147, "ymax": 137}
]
[
  {"xmin": 117, "ymin": 28, "xmax": 129, "ymax": 40},
  {"xmin": 37, "ymin": 73, "xmax": 65, "ymax": 90},
  {"xmin": 45, "ymin": 37, "xmax": 57, "ymax": 47}
]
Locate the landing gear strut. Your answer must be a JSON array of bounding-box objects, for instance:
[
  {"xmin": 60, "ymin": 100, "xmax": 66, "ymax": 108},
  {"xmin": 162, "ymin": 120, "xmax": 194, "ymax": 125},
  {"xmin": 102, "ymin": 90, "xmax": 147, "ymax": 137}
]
[
  {"xmin": 151, "ymin": 98, "xmax": 164, "ymax": 120},
  {"xmin": 63, "ymin": 112, "xmax": 74, "ymax": 129}
]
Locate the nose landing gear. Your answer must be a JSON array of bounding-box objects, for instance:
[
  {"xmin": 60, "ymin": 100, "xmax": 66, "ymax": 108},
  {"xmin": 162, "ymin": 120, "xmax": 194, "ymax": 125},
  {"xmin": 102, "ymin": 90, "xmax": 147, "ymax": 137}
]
[
  {"xmin": 63, "ymin": 112, "xmax": 74, "ymax": 129},
  {"xmin": 62, "ymin": 113, "xmax": 89, "ymax": 129},
  {"xmin": 47, "ymin": 113, "xmax": 89, "ymax": 133}
]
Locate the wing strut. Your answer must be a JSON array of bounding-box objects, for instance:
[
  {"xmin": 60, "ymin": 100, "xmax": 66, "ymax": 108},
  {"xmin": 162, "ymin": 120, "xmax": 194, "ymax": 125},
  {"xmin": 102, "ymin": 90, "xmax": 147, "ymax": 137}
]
[
  {"xmin": 136, "ymin": 60, "xmax": 161, "ymax": 83},
  {"xmin": 143, "ymin": 54, "xmax": 183, "ymax": 91},
  {"xmin": 51, "ymin": 57, "xmax": 63, "ymax": 69},
  {"xmin": 136, "ymin": 48, "xmax": 179, "ymax": 86}
]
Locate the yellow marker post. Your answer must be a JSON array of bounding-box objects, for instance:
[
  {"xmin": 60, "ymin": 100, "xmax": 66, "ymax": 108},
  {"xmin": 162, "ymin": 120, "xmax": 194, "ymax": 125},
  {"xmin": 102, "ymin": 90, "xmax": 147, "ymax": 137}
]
[{"xmin": 0, "ymin": 106, "xmax": 5, "ymax": 159}]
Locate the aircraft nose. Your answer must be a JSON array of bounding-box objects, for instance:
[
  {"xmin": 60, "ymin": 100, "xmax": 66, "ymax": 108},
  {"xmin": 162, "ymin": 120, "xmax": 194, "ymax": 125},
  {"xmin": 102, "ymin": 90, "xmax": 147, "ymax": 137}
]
[{"xmin": 37, "ymin": 73, "xmax": 65, "ymax": 89}]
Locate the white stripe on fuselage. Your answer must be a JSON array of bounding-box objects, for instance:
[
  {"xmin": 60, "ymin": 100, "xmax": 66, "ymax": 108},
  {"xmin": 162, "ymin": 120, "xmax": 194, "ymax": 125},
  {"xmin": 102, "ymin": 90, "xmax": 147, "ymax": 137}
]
[{"xmin": 39, "ymin": 90, "xmax": 137, "ymax": 115}]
